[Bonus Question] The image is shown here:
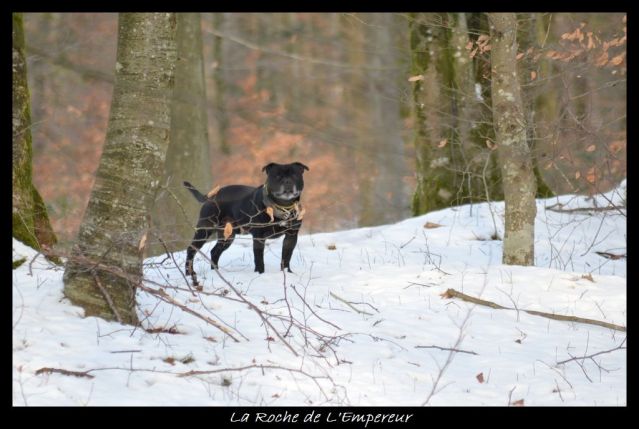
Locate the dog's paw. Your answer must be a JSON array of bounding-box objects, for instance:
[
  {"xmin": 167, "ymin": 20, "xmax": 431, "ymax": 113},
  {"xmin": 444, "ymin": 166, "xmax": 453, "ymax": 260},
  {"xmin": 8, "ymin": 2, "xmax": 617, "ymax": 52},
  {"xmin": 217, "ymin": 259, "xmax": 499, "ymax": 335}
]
[{"xmin": 254, "ymin": 266, "xmax": 265, "ymax": 274}]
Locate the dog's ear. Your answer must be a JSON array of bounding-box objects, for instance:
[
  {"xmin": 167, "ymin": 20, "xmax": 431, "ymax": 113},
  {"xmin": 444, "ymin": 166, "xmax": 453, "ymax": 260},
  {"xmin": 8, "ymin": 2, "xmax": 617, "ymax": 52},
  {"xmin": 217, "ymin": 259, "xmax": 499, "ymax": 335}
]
[
  {"xmin": 262, "ymin": 163, "xmax": 277, "ymax": 174},
  {"xmin": 293, "ymin": 162, "xmax": 310, "ymax": 172}
]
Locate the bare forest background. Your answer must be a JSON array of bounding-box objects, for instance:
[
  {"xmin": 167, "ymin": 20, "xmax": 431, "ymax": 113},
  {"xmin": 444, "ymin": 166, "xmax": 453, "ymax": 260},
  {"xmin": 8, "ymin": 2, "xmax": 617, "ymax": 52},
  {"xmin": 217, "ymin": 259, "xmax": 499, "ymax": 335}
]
[{"xmin": 24, "ymin": 13, "xmax": 626, "ymax": 249}]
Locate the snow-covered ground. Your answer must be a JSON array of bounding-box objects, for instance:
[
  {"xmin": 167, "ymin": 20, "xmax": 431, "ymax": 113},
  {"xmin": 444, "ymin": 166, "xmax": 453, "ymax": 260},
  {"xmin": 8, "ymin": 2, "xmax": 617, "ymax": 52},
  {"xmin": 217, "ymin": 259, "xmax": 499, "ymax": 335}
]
[{"xmin": 13, "ymin": 183, "xmax": 626, "ymax": 406}]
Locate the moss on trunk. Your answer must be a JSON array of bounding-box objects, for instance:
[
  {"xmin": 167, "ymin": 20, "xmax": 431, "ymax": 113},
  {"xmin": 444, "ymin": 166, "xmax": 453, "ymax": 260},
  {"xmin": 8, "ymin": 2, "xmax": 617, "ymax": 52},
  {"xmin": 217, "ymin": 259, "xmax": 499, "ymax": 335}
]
[
  {"xmin": 12, "ymin": 12, "xmax": 58, "ymax": 254},
  {"xmin": 410, "ymin": 13, "xmax": 504, "ymax": 216}
]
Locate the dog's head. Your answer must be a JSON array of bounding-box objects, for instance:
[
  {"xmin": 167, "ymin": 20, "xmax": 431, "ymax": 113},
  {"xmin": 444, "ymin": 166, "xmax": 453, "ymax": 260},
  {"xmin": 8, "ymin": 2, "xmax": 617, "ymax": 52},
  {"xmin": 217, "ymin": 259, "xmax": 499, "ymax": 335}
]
[{"xmin": 262, "ymin": 162, "xmax": 309, "ymax": 201}]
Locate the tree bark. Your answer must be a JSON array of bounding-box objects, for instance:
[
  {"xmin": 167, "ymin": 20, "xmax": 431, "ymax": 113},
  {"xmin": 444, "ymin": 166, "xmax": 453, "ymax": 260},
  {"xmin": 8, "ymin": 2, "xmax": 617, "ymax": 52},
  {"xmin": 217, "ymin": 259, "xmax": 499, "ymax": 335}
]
[
  {"xmin": 63, "ymin": 13, "xmax": 178, "ymax": 324},
  {"xmin": 12, "ymin": 12, "xmax": 58, "ymax": 252},
  {"xmin": 410, "ymin": 13, "xmax": 457, "ymax": 215},
  {"xmin": 368, "ymin": 13, "xmax": 408, "ymax": 224},
  {"xmin": 149, "ymin": 13, "xmax": 212, "ymax": 256},
  {"xmin": 488, "ymin": 13, "xmax": 537, "ymax": 266}
]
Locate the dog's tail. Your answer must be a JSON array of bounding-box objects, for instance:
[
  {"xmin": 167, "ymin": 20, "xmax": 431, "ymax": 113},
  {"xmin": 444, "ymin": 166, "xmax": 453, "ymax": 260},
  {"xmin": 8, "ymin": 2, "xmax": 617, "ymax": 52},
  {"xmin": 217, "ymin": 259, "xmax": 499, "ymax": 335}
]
[{"xmin": 183, "ymin": 181, "xmax": 208, "ymax": 203}]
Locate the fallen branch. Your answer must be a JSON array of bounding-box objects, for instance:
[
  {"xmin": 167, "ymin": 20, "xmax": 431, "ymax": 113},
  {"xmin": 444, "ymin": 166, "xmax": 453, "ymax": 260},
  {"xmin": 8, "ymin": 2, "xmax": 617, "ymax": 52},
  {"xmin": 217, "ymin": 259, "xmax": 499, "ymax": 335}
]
[
  {"xmin": 35, "ymin": 367, "xmax": 95, "ymax": 379},
  {"xmin": 136, "ymin": 282, "xmax": 241, "ymax": 343},
  {"xmin": 556, "ymin": 337, "xmax": 626, "ymax": 365},
  {"xmin": 196, "ymin": 248, "xmax": 300, "ymax": 356},
  {"xmin": 329, "ymin": 292, "xmax": 374, "ymax": 316},
  {"xmin": 442, "ymin": 288, "xmax": 626, "ymax": 332},
  {"xmin": 415, "ymin": 345, "xmax": 479, "ymax": 356},
  {"xmin": 545, "ymin": 203, "xmax": 626, "ymax": 215}
]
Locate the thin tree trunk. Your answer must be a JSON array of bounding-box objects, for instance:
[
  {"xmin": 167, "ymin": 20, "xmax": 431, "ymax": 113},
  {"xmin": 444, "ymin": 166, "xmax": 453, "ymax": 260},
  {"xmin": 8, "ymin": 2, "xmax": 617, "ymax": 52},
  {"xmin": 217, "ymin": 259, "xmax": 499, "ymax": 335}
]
[
  {"xmin": 12, "ymin": 12, "xmax": 57, "ymax": 253},
  {"xmin": 210, "ymin": 13, "xmax": 230, "ymax": 154},
  {"xmin": 149, "ymin": 13, "xmax": 212, "ymax": 256},
  {"xmin": 488, "ymin": 13, "xmax": 537, "ymax": 266},
  {"xmin": 369, "ymin": 13, "xmax": 408, "ymax": 224},
  {"xmin": 63, "ymin": 13, "xmax": 177, "ymax": 324},
  {"xmin": 410, "ymin": 13, "xmax": 457, "ymax": 215}
]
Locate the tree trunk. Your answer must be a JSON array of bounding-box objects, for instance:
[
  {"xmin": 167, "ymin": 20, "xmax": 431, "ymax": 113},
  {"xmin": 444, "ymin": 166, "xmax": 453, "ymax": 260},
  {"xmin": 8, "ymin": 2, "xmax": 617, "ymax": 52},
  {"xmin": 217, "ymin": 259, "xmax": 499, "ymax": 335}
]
[
  {"xmin": 410, "ymin": 13, "xmax": 457, "ymax": 215},
  {"xmin": 12, "ymin": 12, "xmax": 58, "ymax": 253},
  {"xmin": 488, "ymin": 13, "xmax": 537, "ymax": 266},
  {"xmin": 149, "ymin": 13, "xmax": 212, "ymax": 256},
  {"xmin": 63, "ymin": 13, "xmax": 177, "ymax": 325},
  {"xmin": 411, "ymin": 13, "xmax": 504, "ymax": 216},
  {"xmin": 368, "ymin": 13, "xmax": 408, "ymax": 224},
  {"xmin": 211, "ymin": 13, "xmax": 230, "ymax": 154}
]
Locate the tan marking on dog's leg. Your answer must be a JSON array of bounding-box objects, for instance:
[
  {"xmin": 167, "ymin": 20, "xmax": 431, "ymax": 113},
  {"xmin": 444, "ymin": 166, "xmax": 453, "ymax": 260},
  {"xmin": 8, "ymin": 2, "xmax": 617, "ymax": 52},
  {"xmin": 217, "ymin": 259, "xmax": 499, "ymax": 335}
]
[
  {"xmin": 295, "ymin": 203, "xmax": 306, "ymax": 221},
  {"xmin": 223, "ymin": 222, "xmax": 233, "ymax": 240},
  {"xmin": 206, "ymin": 185, "xmax": 220, "ymax": 198},
  {"xmin": 266, "ymin": 207, "xmax": 274, "ymax": 222}
]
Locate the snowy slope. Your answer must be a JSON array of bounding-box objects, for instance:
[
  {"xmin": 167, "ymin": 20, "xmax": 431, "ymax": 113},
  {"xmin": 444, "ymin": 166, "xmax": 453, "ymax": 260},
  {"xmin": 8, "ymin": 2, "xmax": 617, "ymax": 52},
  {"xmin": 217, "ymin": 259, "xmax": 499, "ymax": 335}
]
[{"xmin": 12, "ymin": 184, "xmax": 626, "ymax": 406}]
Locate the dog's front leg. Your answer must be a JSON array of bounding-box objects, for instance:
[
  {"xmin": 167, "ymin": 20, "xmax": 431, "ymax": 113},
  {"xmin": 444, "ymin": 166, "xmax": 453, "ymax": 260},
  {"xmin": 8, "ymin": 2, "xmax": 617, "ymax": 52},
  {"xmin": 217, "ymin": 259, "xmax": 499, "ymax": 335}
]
[
  {"xmin": 281, "ymin": 231, "xmax": 299, "ymax": 273},
  {"xmin": 253, "ymin": 237, "xmax": 266, "ymax": 273}
]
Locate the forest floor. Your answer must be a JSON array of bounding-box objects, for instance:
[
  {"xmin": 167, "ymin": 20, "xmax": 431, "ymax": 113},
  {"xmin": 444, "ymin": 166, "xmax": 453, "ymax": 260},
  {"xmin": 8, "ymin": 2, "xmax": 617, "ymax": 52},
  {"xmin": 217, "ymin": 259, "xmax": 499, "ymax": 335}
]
[{"xmin": 13, "ymin": 181, "xmax": 626, "ymax": 406}]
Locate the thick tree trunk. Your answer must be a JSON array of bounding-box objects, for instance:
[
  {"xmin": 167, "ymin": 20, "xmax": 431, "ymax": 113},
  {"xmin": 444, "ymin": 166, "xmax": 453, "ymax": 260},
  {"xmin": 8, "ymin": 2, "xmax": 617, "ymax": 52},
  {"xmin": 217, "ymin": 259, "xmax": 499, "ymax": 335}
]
[
  {"xmin": 63, "ymin": 13, "xmax": 177, "ymax": 325},
  {"xmin": 489, "ymin": 13, "xmax": 537, "ymax": 266},
  {"xmin": 12, "ymin": 12, "xmax": 57, "ymax": 252},
  {"xmin": 149, "ymin": 13, "xmax": 212, "ymax": 256}
]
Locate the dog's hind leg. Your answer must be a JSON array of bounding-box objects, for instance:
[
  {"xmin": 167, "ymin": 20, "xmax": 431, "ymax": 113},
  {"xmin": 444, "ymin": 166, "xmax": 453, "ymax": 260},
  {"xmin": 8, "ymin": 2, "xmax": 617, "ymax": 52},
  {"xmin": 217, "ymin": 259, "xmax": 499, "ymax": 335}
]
[
  {"xmin": 210, "ymin": 228, "xmax": 236, "ymax": 270},
  {"xmin": 186, "ymin": 227, "xmax": 213, "ymax": 287}
]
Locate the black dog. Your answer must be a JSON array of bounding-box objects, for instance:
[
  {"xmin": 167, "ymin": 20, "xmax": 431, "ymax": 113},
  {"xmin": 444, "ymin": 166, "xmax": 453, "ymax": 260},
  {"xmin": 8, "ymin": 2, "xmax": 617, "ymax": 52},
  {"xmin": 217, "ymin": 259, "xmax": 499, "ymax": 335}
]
[{"xmin": 183, "ymin": 162, "xmax": 309, "ymax": 287}]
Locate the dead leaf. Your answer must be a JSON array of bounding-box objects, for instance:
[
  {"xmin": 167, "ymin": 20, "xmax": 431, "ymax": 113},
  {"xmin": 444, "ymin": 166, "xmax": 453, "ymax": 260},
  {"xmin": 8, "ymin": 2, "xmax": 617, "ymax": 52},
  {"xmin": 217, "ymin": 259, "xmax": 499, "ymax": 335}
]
[
  {"xmin": 223, "ymin": 222, "xmax": 233, "ymax": 240},
  {"xmin": 163, "ymin": 357, "xmax": 176, "ymax": 365},
  {"xmin": 609, "ymin": 53, "xmax": 625, "ymax": 66},
  {"xmin": 437, "ymin": 139, "xmax": 448, "ymax": 148},
  {"xmin": 408, "ymin": 74, "xmax": 424, "ymax": 82},
  {"xmin": 530, "ymin": 70, "xmax": 537, "ymax": 80},
  {"xmin": 581, "ymin": 273, "xmax": 594, "ymax": 282},
  {"xmin": 586, "ymin": 167, "xmax": 597, "ymax": 184},
  {"xmin": 516, "ymin": 52, "xmax": 524, "ymax": 60},
  {"xmin": 424, "ymin": 222, "xmax": 444, "ymax": 229},
  {"xmin": 587, "ymin": 32, "xmax": 596, "ymax": 50},
  {"xmin": 511, "ymin": 399, "xmax": 525, "ymax": 406},
  {"xmin": 138, "ymin": 232, "xmax": 148, "ymax": 252},
  {"xmin": 575, "ymin": 171, "xmax": 581, "ymax": 180},
  {"xmin": 476, "ymin": 372, "xmax": 485, "ymax": 383},
  {"xmin": 595, "ymin": 51, "xmax": 609, "ymax": 67},
  {"xmin": 327, "ymin": 244, "xmax": 337, "ymax": 250},
  {"xmin": 586, "ymin": 144, "xmax": 596, "ymax": 152},
  {"xmin": 609, "ymin": 140, "xmax": 625, "ymax": 154}
]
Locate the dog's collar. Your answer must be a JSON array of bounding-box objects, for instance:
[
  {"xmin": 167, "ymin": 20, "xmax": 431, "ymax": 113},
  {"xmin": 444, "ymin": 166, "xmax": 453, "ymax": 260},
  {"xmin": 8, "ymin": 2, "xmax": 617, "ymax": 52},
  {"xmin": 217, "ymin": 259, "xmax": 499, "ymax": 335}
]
[{"xmin": 262, "ymin": 185, "xmax": 301, "ymax": 222}]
